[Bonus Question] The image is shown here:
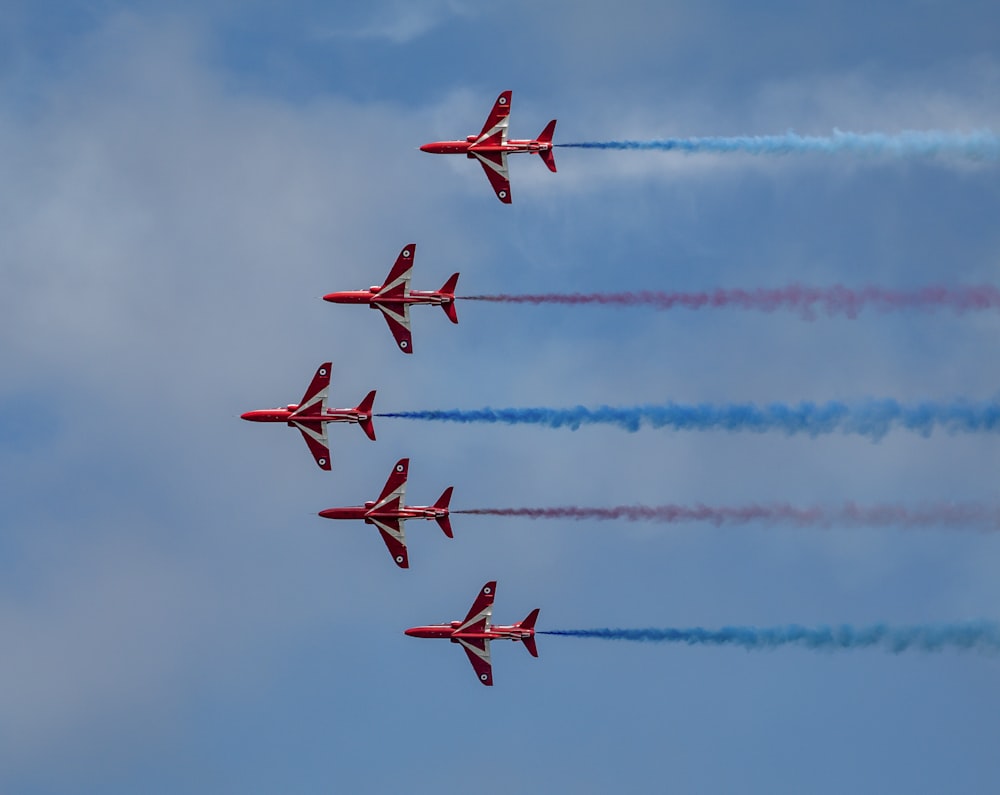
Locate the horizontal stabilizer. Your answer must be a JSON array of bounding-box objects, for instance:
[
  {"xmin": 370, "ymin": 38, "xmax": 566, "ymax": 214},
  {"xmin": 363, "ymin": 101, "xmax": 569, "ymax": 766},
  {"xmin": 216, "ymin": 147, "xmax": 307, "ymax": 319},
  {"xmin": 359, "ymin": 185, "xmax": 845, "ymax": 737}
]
[
  {"xmin": 439, "ymin": 273, "xmax": 460, "ymax": 323},
  {"xmin": 537, "ymin": 119, "xmax": 557, "ymax": 144},
  {"xmin": 434, "ymin": 486, "xmax": 455, "ymax": 538},
  {"xmin": 538, "ymin": 120, "xmax": 557, "ymax": 172},
  {"xmin": 355, "ymin": 390, "xmax": 377, "ymax": 441},
  {"xmin": 435, "ymin": 486, "xmax": 454, "ymax": 537},
  {"xmin": 520, "ymin": 608, "xmax": 540, "ymax": 657},
  {"xmin": 434, "ymin": 486, "xmax": 453, "ymax": 510}
]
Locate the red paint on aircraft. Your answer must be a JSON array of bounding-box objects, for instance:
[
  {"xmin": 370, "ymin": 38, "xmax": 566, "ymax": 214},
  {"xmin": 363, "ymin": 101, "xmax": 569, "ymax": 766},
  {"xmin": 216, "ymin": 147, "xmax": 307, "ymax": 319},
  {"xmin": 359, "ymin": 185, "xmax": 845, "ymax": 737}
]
[
  {"xmin": 323, "ymin": 244, "xmax": 458, "ymax": 354},
  {"xmin": 420, "ymin": 91, "xmax": 557, "ymax": 203},
  {"xmin": 318, "ymin": 458, "xmax": 453, "ymax": 568},
  {"xmin": 240, "ymin": 362, "xmax": 375, "ymax": 471},
  {"xmin": 405, "ymin": 581, "xmax": 540, "ymax": 686}
]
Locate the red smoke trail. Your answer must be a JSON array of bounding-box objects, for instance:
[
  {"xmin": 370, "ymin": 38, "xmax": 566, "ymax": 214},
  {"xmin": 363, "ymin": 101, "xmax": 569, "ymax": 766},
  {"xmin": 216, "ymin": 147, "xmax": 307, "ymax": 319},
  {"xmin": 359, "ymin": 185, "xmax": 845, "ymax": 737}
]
[
  {"xmin": 455, "ymin": 503, "xmax": 1000, "ymax": 529},
  {"xmin": 460, "ymin": 286, "xmax": 1000, "ymax": 318}
]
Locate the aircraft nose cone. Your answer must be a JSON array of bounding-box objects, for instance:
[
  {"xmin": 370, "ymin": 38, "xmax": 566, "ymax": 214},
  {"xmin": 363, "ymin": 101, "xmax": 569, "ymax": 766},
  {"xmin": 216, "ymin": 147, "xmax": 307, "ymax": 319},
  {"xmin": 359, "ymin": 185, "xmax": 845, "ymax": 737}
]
[
  {"xmin": 240, "ymin": 411, "xmax": 254, "ymax": 421},
  {"xmin": 404, "ymin": 627, "xmax": 418, "ymax": 637},
  {"xmin": 419, "ymin": 143, "xmax": 432, "ymax": 153}
]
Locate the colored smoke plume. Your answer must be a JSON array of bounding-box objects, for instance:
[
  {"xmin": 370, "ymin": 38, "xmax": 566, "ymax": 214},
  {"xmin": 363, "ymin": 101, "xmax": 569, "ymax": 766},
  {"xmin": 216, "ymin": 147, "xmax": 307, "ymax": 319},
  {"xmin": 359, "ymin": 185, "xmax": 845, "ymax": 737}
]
[
  {"xmin": 378, "ymin": 399, "xmax": 1000, "ymax": 440},
  {"xmin": 455, "ymin": 503, "xmax": 1000, "ymax": 529},
  {"xmin": 460, "ymin": 286, "xmax": 1000, "ymax": 318},
  {"xmin": 557, "ymin": 130, "xmax": 1000, "ymax": 160},
  {"xmin": 540, "ymin": 622, "xmax": 1000, "ymax": 653}
]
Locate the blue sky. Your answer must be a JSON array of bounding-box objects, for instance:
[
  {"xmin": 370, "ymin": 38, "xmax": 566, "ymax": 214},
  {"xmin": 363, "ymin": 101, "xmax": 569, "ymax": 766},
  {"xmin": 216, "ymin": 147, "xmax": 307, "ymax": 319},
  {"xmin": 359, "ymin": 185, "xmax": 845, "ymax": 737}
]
[{"xmin": 1, "ymin": 2, "xmax": 999, "ymax": 792}]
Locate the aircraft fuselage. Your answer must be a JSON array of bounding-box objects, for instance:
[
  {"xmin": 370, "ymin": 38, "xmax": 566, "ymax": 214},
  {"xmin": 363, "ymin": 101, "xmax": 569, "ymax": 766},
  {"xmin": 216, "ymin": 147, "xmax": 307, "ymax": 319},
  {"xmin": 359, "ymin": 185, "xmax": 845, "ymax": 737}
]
[
  {"xmin": 240, "ymin": 405, "xmax": 369, "ymax": 425},
  {"xmin": 322, "ymin": 288, "xmax": 453, "ymax": 307},
  {"xmin": 404, "ymin": 622, "xmax": 535, "ymax": 643},
  {"xmin": 419, "ymin": 138, "xmax": 553, "ymax": 156},
  {"xmin": 317, "ymin": 504, "xmax": 449, "ymax": 522}
]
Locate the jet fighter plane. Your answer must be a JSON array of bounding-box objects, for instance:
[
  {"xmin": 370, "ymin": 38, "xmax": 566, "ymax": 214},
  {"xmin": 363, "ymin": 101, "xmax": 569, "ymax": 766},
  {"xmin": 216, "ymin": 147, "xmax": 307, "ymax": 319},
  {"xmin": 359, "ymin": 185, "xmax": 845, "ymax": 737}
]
[
  {"xmin": 405, "ymin": 581, "xmax": 539, "ymax": 686},
  {"xmin": 420, "ymin": 91, "xmax": 557, "ymax": 203},
  {"xmin": 240, "ymin": 362, "xmax": 375, "ymax": 471},
  {"xmin": 318, "ymin": 458, "xmax": 452, "ymax": 568},
  {"xmin": 323, "ymin": 243, "xmax": 458, "ymax": 354}
]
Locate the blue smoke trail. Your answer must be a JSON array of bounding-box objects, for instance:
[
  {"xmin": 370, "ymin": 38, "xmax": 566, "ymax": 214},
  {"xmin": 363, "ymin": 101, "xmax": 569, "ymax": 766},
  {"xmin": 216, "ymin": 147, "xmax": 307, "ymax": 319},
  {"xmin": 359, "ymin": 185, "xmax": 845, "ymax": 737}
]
[
  {"xmin": 540, "ymin": 622, "xmax": 1000, "ymax": 653},
  {"xmin": 378, "ymin": 399, "xmax": 1000, "ymax": 440},
  {"xmin": 557, "ymin": 130, "xmax": 1000, "ymax": 160}
]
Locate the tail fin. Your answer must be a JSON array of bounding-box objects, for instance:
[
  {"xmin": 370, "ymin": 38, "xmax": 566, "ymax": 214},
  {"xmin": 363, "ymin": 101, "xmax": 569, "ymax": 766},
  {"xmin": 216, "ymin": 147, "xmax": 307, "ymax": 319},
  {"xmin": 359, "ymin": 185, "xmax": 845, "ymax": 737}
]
[
  {"xmin": 519, "ymin": 608, "xmax": 540, "ymax": 657},
  {"xmin": 440, "ymin": 273, "xmax": 460, "ymax": 324},
  {"xmin": 434, "ymin": 486, "xmax": 454, "ymax": 537},
  {"xmin": 355, "ymin": 390, "xmax": 377, "ymax": 441},
  {"xmin": 537, "ymin": 120, "xmax": 557, "ymax": 172}
]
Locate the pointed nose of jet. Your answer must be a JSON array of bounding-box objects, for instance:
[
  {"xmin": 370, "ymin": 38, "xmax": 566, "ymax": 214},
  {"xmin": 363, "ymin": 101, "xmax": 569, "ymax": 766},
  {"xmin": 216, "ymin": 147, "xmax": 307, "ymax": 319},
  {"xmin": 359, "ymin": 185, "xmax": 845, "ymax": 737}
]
[
  {"xmin": 240, "ymin": 410, "xmax": 259, "ymax": 421},
  {"xmin": 420, "ymin": 141, "xmax": 457, "ymax": 154},
  {"xmin": 404, "ymin": 627, "xmax": 418, "ymax": 637},
  {"xmin": 323, "ymin": 291, "xmax": 363, "ymax": 304}
]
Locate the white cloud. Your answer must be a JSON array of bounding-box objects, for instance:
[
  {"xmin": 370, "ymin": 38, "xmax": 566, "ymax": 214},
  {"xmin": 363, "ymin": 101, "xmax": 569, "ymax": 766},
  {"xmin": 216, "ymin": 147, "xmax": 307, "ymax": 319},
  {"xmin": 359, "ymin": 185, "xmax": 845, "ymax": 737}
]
[{"xmin": 313, "ymin": 0, "xmax": 477, "ymax": 44}]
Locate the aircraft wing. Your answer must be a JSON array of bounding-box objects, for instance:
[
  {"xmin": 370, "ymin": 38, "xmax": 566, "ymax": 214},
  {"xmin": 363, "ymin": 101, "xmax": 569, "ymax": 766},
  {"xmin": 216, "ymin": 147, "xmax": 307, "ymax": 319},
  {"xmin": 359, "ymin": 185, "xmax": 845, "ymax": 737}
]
[
  {"xmin": 473, "ymin": 151, "xmax": 512, "ymax": 204},
  {"xmin": 458, "ymin": 581, "xmax": 495, "ymax": 634},
  {"xmin": 457, "ymin": 637, "xmax": 493, "ymax": 686},
  {"xmin": 373, "ymin": 302, "xmax": 413, "ymax": 353},
  {"xmin": 372, "ymin": 458, "xmax": 408, "ymax": 512},
  {"xmin": 475, "ymin": 91, "xmax": 511, "ymax": 146},
  {"xmin": 293, "ymin": 420, "xmax": 331, "ymax": 470},
  {"xmin": 294, "ymin": 362, "xmax": 331, "ymax": 414},
  {"xmin": 376, "ymin": 244, "xmax": 414, "ymax": 301},
  {"xmin": 372, "ymin": 518, "xmax": 409, "ymax": 569}
]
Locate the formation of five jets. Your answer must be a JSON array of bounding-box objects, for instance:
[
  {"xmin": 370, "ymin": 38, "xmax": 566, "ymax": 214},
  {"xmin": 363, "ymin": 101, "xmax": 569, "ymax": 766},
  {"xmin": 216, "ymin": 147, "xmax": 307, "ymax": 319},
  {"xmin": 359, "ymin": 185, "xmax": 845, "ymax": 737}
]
[{"xmin": 243, "ymin": 92, "xmax": 551, "ymax": 684}]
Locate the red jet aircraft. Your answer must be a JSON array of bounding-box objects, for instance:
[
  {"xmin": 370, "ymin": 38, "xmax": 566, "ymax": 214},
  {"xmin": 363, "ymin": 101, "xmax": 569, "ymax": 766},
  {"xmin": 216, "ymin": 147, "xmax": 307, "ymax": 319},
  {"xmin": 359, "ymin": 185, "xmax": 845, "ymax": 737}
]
[
  {"xmin": 420, "ymin": 91, "xmax": 556, "ymax": 204},
  {"xmin": 318, "ymin": 458, "xmax": 452, "ymax": 568},
  {"xmin": 405, "ymin": 581, "xmax": 539, "ymax": 686},
  {"xmin": 323, "ymin": 243, "xmax": 458, "ymax": 354},
  {"xmin": 240, "ymin": 362, "xmax": 375, "ymax": 471}
]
